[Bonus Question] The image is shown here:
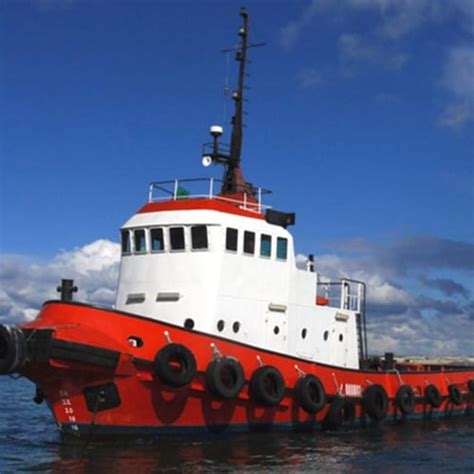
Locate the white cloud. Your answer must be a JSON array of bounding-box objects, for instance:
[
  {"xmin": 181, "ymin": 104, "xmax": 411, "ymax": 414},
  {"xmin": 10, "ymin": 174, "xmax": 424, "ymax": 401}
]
[
  {"xmin": 368, "ymin": 309, "xmax": 474, "ymax": 356},
  {"xmin": 53, "ymin": 239, "xmax": 120, "ymax": 275},
  {"xmin": 297, "ymin": 235, "xmax": 473, "ymax": 356},
  {"xmin": 280, "ymin": 0, "xmax": 444, "ymax": 52},
  {"xmin": 365, "ymin": 276, "xmax": 414, "ymax": 307},
  {"xmin": 312, "ymin": 253, "xmax": 414, "ymax": 309},
  {"xmin": 338, "ymin": 33, "xmax": 408, "ymax": 75},
  {"xmin": 439, "ymin": 46, "xmax": 474, "ymax": 129},
  {"xmin": 339, "ymin": 34, "xmax": 378, "ymax": 63},
  {"xmin": 348, "ymin": 0, "xmax": 443, "ymax": 40},
  {"xmin": 0, "ymin": 240, "xmax": 120, "ymax": 324},
  {"xmin": 438, "ymin": 102, "xmax": 472, "ymax": 129},
  {"xmin": 282, "ymin": 0, "xmax": 473, "ymax": 129},
  {"xmin": 279, "ymin": 1, "xmax": 326, "ymax": 51},
  {"xmin": 442, "ymin": 46, "xmax": 474, "ymax": 99},
  {"xmin": 297, "ymin": 67, "xmax": 325, "ymax": 88}
]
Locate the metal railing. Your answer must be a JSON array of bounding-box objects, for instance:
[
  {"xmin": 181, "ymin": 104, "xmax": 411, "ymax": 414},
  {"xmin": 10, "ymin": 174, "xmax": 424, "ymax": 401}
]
[
  {"xmin": 148, "ymin": 178, "xmax": 272, "ymax": 213},
  {"xmin": 317, "ymin": 279, "xmax": 368, "ymax": 361}
]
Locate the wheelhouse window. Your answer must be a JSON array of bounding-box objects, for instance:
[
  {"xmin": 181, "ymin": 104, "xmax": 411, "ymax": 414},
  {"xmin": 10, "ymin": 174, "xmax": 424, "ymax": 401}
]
[
  {"xmin": 226, "ymin": 228, "xmax": 238, "ymax": 252},
  {"xmin": 191, "ymin": 225, "xmax": 208, "ymax": 250},
  {"xmin": 134, "ymin": 229, "xmax": 146, "ymax": 253},
  {"xmin": 260, "ymin": 234, "xmax": 272, "ymax": 257},
  {"xmin": 277, "ymin": 237, "xmax": 288, "ymax": 260},
  {"xmin": 121, "ymin": 230, "xmax": 131, "ymax": 255},
  {"xmin": 169, "ymin": 227, "xmax": 185, "ymax": 251},
  {"xmin": 243, "ymin": 231, "xmax": 255, "ymax": 255},
  {"xmin": 150, "ymin": 228, "xmax": 164, "ymax": 252}
]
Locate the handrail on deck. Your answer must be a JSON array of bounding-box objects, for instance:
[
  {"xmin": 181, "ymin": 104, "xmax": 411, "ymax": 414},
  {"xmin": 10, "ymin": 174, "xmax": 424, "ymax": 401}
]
[
  {"xmin": 317, "ymin": 278, "xmax": 368, "ymax": 361},
  {"xmin": 148, "ymin": 178, "xmax": 272, "ymax": 213}
]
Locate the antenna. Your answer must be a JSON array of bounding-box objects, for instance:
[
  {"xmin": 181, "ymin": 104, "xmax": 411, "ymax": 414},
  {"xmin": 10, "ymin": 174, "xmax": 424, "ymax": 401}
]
[{"xmin": 200, "ymin": 7, "xmax": 265, "ymax": 195}]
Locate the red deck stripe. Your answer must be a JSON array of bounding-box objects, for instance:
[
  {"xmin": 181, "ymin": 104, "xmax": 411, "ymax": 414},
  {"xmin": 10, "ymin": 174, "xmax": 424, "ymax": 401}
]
[{"xmin": 137, "ymin": 198, "xmax": 265, "ymax": 220}]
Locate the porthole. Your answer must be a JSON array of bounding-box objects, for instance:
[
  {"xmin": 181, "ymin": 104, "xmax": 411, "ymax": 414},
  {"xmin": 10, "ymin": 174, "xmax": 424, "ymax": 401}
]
[
  {"xmin": 274, "ymin": 326, "xmax": 280, "ymax": 335},
  {"xmin": 323, "ymin": 330, "xmax": 329, "ymax": 341},
  {"xmin": 232, "ymin": 322, "xmax": 241, "ymax": 333},
  {"xmin": 127, "ymin": 336, "xmax": 143, "ymax": 348},
  {"xmin": 217, "ymin": 320, "xmax": 225, "ymax": 332},
  {"xmin": 184, "ymin": 318, "xmax": 195, "ymax": 330},
  {"xmin": 301, "ymin": 328, "xmax": 307, "ymax": 339},
  {"xmin": 339, "ymin": 334, "xmax": 343, "ymax": 342}
]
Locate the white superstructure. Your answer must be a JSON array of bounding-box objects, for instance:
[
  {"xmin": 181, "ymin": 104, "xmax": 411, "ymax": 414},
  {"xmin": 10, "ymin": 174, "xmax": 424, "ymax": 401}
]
[{"xmin": 115, "ymin": 179, "xmax": 365, "ymax": 369}]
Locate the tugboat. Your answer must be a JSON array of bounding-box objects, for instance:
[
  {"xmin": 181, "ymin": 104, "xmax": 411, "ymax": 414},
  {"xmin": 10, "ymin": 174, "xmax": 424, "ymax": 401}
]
[{"xmin": 0, "ymin": 8, "xmax": 473, "ymax": 438}]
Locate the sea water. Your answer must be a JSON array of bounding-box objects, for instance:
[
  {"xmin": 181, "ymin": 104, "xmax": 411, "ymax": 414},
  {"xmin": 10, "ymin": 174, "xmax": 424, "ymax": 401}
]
[{"xmin": 0, "ymin": 377, "xmax": 473, "ymax": 473}]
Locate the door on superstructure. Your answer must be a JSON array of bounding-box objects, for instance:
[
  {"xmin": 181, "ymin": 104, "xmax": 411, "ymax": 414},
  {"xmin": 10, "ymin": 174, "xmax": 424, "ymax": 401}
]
[
  {"xmin": 329, "ymin": 319, "xmax": 349, "ymax": 367},
  {"xmin": 265, "ymin": 309, "xmax": 287, "ymax": 352}
]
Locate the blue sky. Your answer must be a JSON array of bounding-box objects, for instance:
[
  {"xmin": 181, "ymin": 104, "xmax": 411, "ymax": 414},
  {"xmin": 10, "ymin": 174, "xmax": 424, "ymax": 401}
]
[{"xmin": 1, "ymin": 1, "xmax": 473, "ymax": 355}]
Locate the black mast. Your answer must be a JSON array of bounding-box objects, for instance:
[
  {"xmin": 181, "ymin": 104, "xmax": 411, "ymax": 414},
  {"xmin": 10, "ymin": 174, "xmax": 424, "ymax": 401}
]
[
  {"xmin": 202, "ymin": 7, "xmax": 263, "ymax": 195},
  {"xmin": 222, "ymin": 7, "xmax": 249, "ymax": 194}
]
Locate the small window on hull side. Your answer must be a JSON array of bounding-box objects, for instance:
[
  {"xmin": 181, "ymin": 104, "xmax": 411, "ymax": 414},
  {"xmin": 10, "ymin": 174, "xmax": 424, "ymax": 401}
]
[
  {"xmin": 243, "ymin": 231, "xmax": 255, "ymax": 255},
  {"xmin": 226, "ymin": 228, "xmax": 238, "ymax": 252},
  {"xmin": 134, "ymin": 229, "xmax": 146, "ymax": 253},
  {"xmin": 260, "ymin": 234, "xmax": 271, "ymax": 257},
  {"xmin": 191, "ymin": 225, "xmax": 208, "ymax": 250},
  {"xmin": 150, "ymin": 228, "xmax": 164, "ymax": 252},
  {"xmin": 121, "ymin": 230, "xmax": 131, "ymax": 255},
  {"xmin": 277, "ymin": 237, "xmax": 288, "ymax": 260},
  {"xmin": 169, "ymin": 227, "xmax": 185, "ymax": 251}
]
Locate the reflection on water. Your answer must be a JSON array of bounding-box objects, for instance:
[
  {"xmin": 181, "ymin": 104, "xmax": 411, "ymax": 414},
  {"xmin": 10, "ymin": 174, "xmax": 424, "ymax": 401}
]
[{"xmin": 0, "ymin": 378, "xmax": 473, "ymax": 473}]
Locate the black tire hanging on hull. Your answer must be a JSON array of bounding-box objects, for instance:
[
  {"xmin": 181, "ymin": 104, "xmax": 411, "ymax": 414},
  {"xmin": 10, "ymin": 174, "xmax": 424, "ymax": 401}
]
[
  {"xmin": 295, "ymin": 374, "xmax": 326, "ymax": 414},
  {"xmin": 0, "ymin": 325, "xmax": 27, "ymax": 375},
  {"xmin": 448, "ymin": 384, "xmax": 463, "ymax": 406},
  {"xmin": 152, "ymin": 343, "xmax": 197, "ymax": 388},
  {"xmin": 249, "ymin": 365, "xmax": 285, "ymax": 407},
  {"xmin": 322, "ymin": 398, "xmax": 356, "ymax": 431},
  {"xmin": 395, "ymin": 385, "xmax": 416, "ymax": 415},
  {"xmin": 363, "ymin": 384, "xmax": 388, "ymax": 421},
  {"xmin": 206, "ymin": 357, "xmax": 245, "ymax": 399},
  {"xmin": 424, "ymin": 384, "xmax": 442, "ymax": 408}
]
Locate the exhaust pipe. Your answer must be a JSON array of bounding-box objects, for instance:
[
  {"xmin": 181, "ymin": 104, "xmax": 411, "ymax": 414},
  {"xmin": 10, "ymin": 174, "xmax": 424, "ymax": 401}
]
[{"xmin": 0, "ymin": 325, "xmax": 27, "ymax": 375}]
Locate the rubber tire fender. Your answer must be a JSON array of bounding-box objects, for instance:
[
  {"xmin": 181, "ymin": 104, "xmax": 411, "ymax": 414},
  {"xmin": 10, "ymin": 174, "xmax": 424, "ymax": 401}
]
[
  {"xmin": 468, "ymin": 379, "xmax": 474, "ymax": 394},
  {"xmin": 448, "ymin": 384, "xmax": 463, "ymax": 406},
  {"xmin": 424, "ymin": 384, "xmax": 442, "ymax": 408},
  {"xmin": 295, "ymin": 374, "xmax": 326, "ymax": 414},
  {"xmin": 363, "ymin": 384, "xmax": 388, "ymax": 422},
  {"xmin": 395, "ymin": 385, "xmax": 416, "ymax": 415},
  {"xmin": 205, "ymin": 357, "xmax": 245, "ymax": 400},
  {"xmin": 0, "ymin": 325, "xmax": 27, "ymax": 375},
  {"xmin": 322, "ymin": 398, "xmax": 356, "ymax": 431},
  {"xmin": 153, "ymin": 343, "xmax": 197, "ymax": 388},
  {"xmin": 249, "ymin": 365, "xmax": 285, "ymax": 407},
  {"xmin": 0, "ymin": 325, "xmax": 15, "ymax": 374}
]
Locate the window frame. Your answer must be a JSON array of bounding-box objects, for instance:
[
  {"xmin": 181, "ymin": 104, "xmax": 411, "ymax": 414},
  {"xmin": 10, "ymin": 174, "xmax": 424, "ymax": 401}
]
[
  {"xmin": 260, "ymin": 234, "xmax": 272, "ymax": 258},
  {"xmin": 133, "ymin": 228, "xmax": 147, "ymax": 254},
  {"xmin": 276, "ymin": 237, "xmax": 288, "ymax": 261},
  {"xmin": 169, "ymin": 226, "xmax": 186, "ymax": 252},
  {"xmin": 121, "ymin": 229, "xmax": 131, "ymax": 256},
  {"xmin": 150, "ymin": 227, "xmax": 165, "ymax": 253},
  {"xmin": 191, "ymin": 225, "xmax": 208, "ymax": 251},
  {"xmin": 243, "ymin": 230, "xmax": 256, "ymax": 255},
  {"xmin": 225, "ymin": 227, "xmax": 238, "ymax": 252}
]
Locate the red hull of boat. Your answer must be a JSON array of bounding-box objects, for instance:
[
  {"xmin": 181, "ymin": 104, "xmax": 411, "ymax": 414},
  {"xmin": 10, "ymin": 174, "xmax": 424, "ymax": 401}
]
[{"xmin": 21, "ymin": 301, "xmax": 473, "ymax": 437}]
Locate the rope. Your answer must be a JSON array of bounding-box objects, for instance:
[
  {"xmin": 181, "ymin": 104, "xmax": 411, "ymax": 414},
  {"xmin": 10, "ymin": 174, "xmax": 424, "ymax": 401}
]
[{"xmin": 82, "ymin": 389, "xmax": 106, "ymax": 448}]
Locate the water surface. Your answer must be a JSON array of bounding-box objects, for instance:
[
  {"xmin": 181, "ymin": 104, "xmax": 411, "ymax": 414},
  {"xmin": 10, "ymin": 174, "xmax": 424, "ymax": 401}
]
[{"xmin": 0, "ymin": 378, "xmax": 472, "ymax": 473}]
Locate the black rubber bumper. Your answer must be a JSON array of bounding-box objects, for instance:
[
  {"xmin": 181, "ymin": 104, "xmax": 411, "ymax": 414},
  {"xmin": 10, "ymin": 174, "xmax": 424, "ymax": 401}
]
[{"xmin": 0, "ymin": 325, "xmax": 28, "ymax": 374}]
